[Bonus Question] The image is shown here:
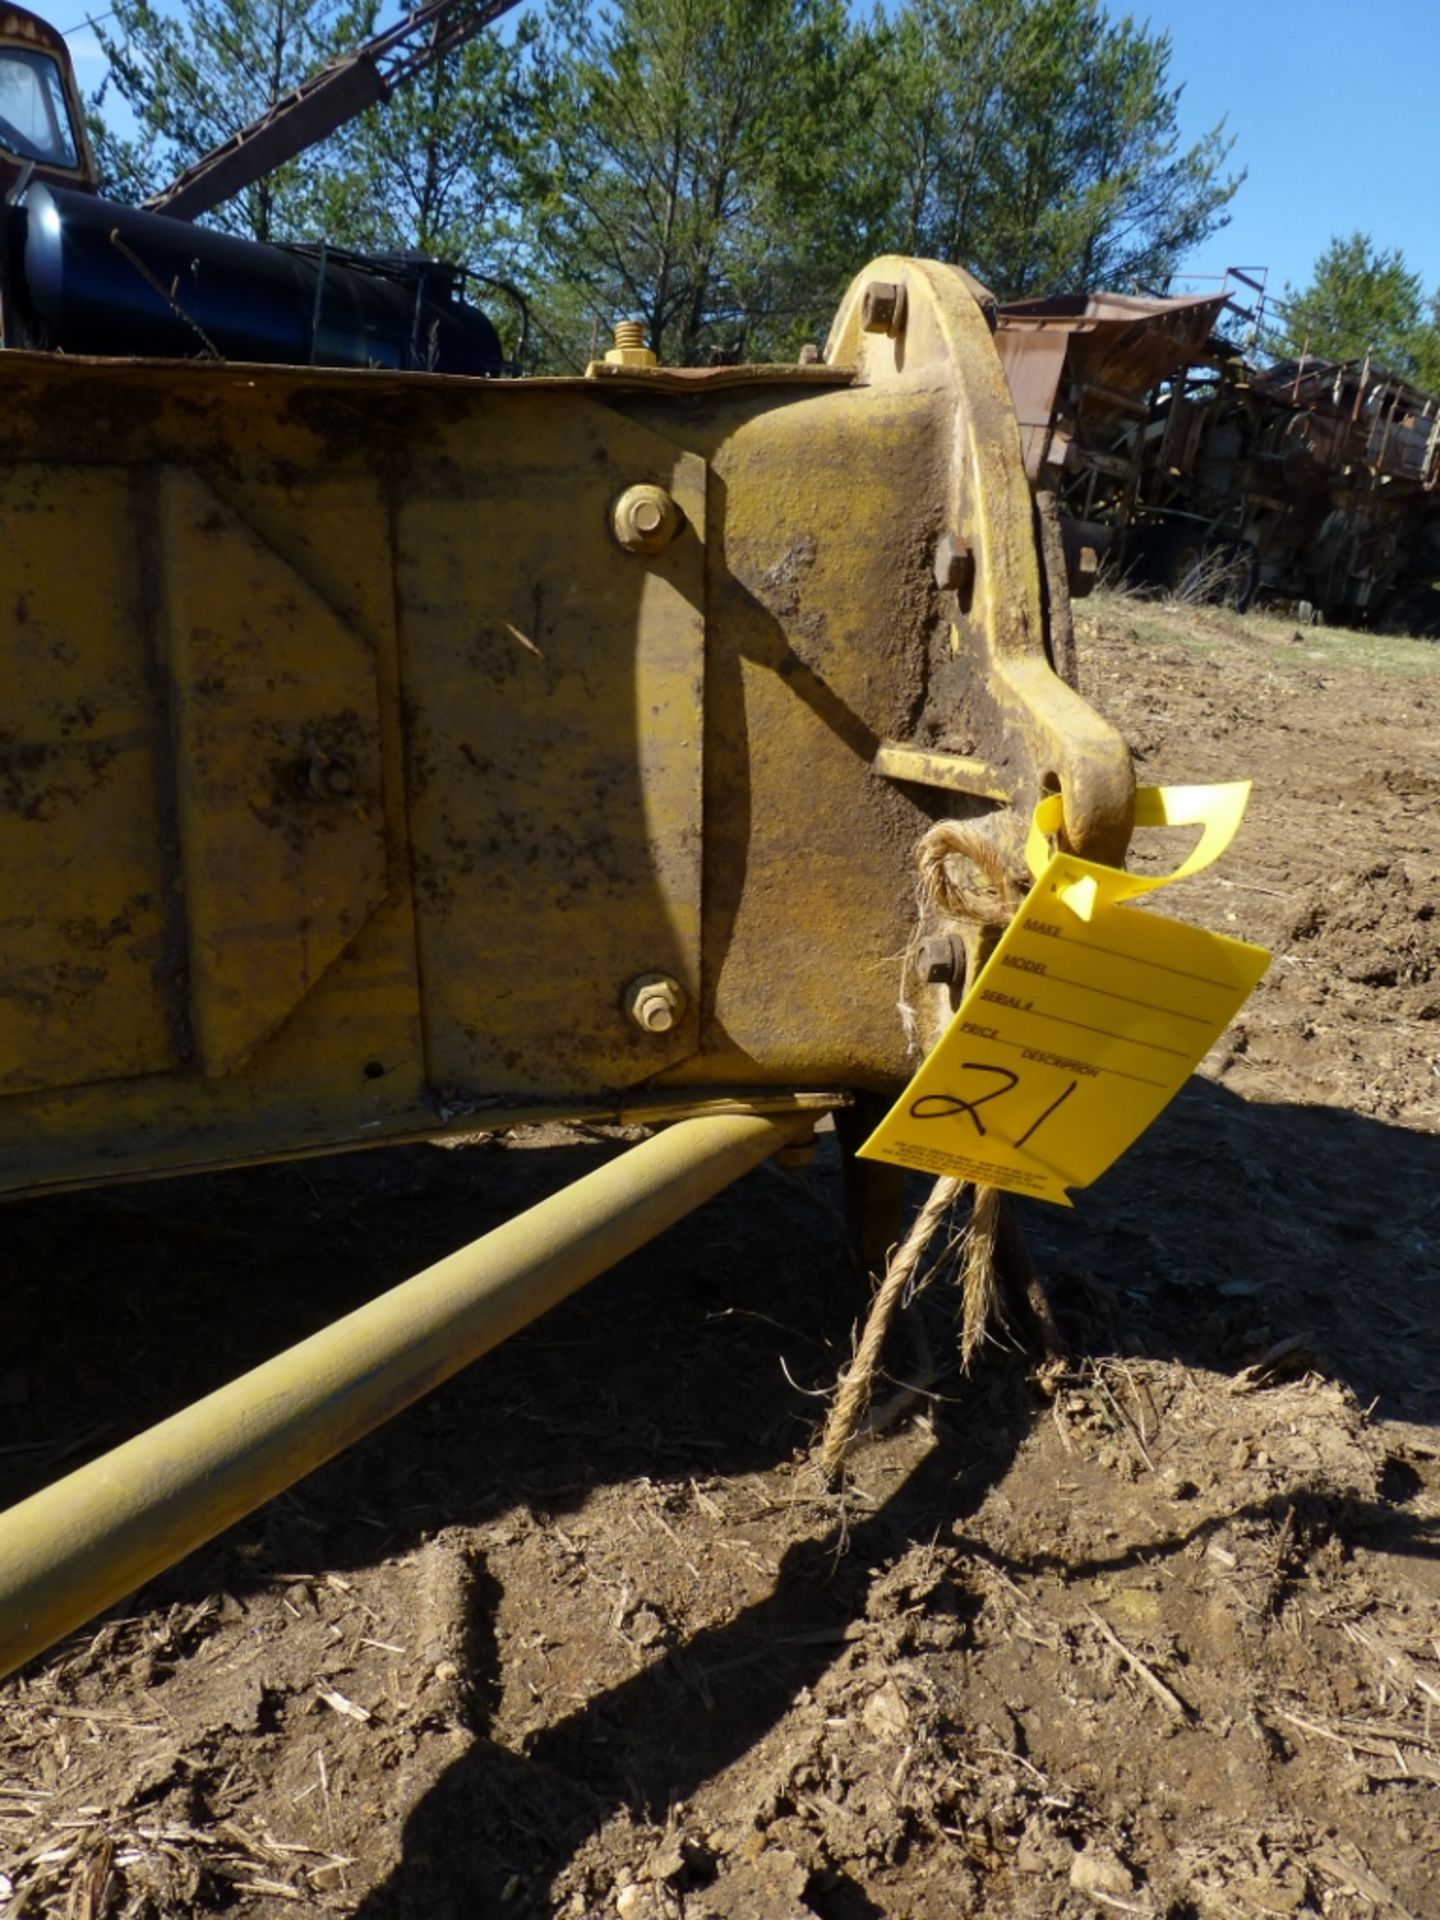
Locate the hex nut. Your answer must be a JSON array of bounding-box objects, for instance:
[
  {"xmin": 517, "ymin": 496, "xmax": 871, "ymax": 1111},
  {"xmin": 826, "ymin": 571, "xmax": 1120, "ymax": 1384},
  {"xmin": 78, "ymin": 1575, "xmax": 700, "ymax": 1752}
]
[
  {"xmin": 933, "ymin": 531, "xmax": 975, "ymax": 595},
  {"xmin": 919, "ymin": 934, "xmax": 961, "ymax": 987},
  {"xmin": 613, "ymin": 484, "xmax": 681, "ymax": 555},
  {"xmin": 625, "ymin": 973, "xmax": 686, "ymax": 1034},
  {"xmin": 860, "ymin": 279, "xmax": 908, "ymax": 337}
]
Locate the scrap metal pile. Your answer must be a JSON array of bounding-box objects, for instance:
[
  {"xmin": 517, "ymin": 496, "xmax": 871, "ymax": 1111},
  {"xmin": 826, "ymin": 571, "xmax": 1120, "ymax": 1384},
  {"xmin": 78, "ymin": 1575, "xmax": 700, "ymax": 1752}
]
[{"xmin": 995, "ymin": 289, "xmax": 1440, "ymax": 632}]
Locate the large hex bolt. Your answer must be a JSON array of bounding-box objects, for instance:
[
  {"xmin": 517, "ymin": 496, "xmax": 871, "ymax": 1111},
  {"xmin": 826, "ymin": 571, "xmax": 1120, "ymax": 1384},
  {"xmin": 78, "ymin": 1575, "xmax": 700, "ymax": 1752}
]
[
  {"xmin": 613, "ymin": 484, "xmax": 681, "ymax": 555},
  {"xmin": 625, "ymin": 973, "xmax": 686, "ymax": 1034},
  {"xmin": 933, "ymin": 530, "xmax": 975, "ymax": 596},
  {"xmin": 918, "ymin": 934, "xmax": 962, "ymax": 987},
  {"xmin": 860, "ymin": 279, "xmax": 908, "ymax": 337}
]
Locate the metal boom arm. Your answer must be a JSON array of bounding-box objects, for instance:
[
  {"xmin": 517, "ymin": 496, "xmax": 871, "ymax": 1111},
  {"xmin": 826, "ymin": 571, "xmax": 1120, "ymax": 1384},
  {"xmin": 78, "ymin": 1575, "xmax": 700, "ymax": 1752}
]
[{"xmin": 142, "ymin": 0, "xmax": 524, "ymax": 223}]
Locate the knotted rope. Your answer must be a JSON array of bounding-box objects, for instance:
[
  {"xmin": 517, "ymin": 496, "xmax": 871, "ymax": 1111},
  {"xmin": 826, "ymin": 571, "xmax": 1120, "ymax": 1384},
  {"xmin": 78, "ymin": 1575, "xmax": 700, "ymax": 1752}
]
[
  {"xmin": 817, "ymin": 818, "xmax": 1028, "ymax": 1480},
  {"xmin": 914, "ymin": 820, "xmax": 1020, "ymax": 933}
]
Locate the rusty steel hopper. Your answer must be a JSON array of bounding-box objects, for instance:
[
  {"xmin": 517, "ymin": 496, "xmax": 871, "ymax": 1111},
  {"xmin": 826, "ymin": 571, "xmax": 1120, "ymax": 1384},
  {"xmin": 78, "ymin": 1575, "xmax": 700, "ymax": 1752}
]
[{"xmin": 994, "ymin": 292, "xmax": 1229, "ymax": 526}]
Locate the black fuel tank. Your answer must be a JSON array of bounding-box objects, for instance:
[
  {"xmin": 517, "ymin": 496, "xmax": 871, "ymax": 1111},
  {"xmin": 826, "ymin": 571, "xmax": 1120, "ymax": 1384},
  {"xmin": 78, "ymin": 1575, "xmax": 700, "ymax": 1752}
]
[{"xmin": 18, "ymin": 182, "xmax": 504, "ymax": 374}]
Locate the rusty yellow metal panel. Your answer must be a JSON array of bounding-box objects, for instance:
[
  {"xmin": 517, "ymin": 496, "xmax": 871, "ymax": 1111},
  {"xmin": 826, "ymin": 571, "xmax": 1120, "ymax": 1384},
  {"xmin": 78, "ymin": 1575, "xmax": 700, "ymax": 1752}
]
[
  {"xmin": 0, "ymin": 464, "xmax": 181, "ymax": 1095},
  {"xmin": 0, "ymin": 253, "xmax": 1135, "ymax": 1197},
  {"xmin": 396, "ymin": 396, "xmax": 705, "ymax": 1096},
  {"xmin": 676, "ymin": 378, "xmax": 939, "ymax": 1090},
  {"xmin": 160, "ymin": 467, "xmax": 389, "ymax": 1076},
  {"xmin": 0, "ymin": 379, "xmax": 431, "ymax": 1193}
]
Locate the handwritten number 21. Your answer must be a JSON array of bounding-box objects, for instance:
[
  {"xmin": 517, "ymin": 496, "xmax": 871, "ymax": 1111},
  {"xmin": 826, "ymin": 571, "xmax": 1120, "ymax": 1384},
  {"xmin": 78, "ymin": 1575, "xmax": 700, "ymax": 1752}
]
[{"xmin": 909, "ymin": 1063, "xmax": 1078, "ymax": 1148}]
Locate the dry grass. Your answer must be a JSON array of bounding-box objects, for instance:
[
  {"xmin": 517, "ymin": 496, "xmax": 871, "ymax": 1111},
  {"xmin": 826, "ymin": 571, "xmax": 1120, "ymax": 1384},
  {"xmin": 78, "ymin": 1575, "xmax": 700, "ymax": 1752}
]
[{"xmin": 1083, "ymin": 584, "xmax": 1440, "ymax": 680}]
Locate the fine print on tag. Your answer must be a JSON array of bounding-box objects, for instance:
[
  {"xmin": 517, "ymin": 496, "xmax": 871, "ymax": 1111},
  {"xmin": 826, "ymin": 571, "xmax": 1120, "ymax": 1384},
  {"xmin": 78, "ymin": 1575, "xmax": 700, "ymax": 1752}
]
[{"xmin": 859, "ymin": 783, "xmax": 1271, "ymax": 1207}]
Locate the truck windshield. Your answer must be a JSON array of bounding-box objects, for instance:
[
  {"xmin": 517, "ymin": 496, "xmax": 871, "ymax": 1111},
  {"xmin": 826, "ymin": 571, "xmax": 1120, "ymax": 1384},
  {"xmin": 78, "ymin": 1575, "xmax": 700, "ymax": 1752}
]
[{"xmin": 0, "ymin": 45, "xmax": 78, "ymax": 168}]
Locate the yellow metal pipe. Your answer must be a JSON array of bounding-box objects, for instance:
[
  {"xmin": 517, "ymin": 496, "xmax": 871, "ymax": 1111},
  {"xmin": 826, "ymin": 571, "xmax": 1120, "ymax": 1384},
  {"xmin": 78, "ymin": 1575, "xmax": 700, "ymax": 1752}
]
[{"xmin": 0, "ymin": 1111, "xmax": 816, "ymax": 1682}]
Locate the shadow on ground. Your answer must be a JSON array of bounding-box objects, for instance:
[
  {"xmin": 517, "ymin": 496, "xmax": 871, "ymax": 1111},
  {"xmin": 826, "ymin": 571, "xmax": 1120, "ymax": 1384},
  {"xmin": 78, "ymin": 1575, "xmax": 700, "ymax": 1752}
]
[{"xmin": 2, "ymin": 1075, "xmax": 1437, "ymax": 1913}]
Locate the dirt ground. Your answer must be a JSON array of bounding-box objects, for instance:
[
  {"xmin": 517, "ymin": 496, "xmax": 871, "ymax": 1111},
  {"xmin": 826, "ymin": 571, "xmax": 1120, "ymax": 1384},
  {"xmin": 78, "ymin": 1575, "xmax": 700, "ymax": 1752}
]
[{"xmin": 2, "ymin": 595, "xmax": 1438, "ymax": 1919}]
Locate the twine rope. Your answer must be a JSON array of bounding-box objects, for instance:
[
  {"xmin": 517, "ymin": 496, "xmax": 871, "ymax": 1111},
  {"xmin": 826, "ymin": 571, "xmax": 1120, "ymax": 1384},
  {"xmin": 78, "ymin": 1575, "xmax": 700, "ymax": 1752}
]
[
  {"xmin": 818, "ymin": 1175, "xmax": 961, "ymax": 1479},
  {"xmin": 818, "ymin": 819, "xmax": 1029, "ymax": 1480},
  {"xmin": 914, "ymin": 819, "xmax": 1021, "ymax": 931}
]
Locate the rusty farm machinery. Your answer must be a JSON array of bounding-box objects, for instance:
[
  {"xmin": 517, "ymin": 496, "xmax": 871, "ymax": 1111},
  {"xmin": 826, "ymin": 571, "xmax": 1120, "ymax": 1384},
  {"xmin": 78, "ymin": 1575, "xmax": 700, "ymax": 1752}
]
[
  {"xmin": 0, "ymin": 235, "xmax": 1137, "ymax": 1676},
  {"xmin": 993, "ymin": 288, "xmax": 1440, "ymax": 632}
]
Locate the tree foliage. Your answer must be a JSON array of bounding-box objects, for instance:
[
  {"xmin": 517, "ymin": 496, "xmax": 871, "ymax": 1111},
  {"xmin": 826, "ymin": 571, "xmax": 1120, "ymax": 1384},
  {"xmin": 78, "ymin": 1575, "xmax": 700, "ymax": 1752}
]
[
  {"xmin": 868, "ymin": 0, "xmax": 1239, "ymax": 299},
  {"xmin": 519, "ymin": 0, "xmax": 1240, "ymax": 365},
  {"xmin": 90, "ymin": 0, "xmax": 367, "ymax": 242},
  {"xmin": 1412, "ymin": 293, "xmax": 1440, "ymax": 394},
  {"xmin": 1273, "ymin": 233, "xmax": 1440, "ymax": 389},
  {"xmin": 84, "ymin": 0, "xmax": 1248, "ymax": 366},
  {"xmin": 309, "ymin": 24, "xmax": 535, "ymax": 264},
  {"xmin": 521, "ymin": 0, "xmax": 872, "ymax": 368}
]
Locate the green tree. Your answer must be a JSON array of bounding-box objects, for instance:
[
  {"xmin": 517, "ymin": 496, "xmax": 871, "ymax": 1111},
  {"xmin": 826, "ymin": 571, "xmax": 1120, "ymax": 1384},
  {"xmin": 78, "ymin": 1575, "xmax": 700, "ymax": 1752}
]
[
  {"xmin": 523, "ymin": 0, "xmax": 876, "ymax": 369},
  {"xmin": 310, "ymin": 22, "xmax": 536, "ymax": 264},
  {"xmin": 1273, "ymin": 233, "xmax": 1440, "ymax": 388},
  {"xmin": 89, "ymin": 0, "xmax": 370, "ymax": 242},
  {"xmin": 869, "ymin": 0, "xmax": 1240, "ymax": 300},
  {"xmin": 82, "ymin": 0, "xmax": 1245, "ymax": 370},
  {"xmin": 1410, "ymin": 291, "xmax": 1440, "ymax": 393}
]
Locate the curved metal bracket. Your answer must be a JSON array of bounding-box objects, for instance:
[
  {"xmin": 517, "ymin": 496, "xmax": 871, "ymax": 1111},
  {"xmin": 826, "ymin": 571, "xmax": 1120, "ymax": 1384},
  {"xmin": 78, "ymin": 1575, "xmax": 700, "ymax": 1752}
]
[{"xmin": 828, "ymin": 256, "xmax": 1135, "ymax": 866}]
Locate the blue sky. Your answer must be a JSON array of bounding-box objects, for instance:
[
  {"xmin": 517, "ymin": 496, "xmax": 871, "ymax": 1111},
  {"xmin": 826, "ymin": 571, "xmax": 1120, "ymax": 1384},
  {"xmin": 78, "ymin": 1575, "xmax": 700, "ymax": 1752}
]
[
  {"xmin": 60, "ymin": 0, "xmax": 1440, "ymax": 316},
  {"xmin": 1123, "ymin": 1, "xmax": 1439, "ymax": 312}
]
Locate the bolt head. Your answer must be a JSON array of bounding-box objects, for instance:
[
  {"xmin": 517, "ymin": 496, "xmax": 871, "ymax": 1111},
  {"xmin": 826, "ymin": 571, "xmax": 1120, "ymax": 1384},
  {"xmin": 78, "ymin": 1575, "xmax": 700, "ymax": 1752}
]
[
  {"xmin": 933, "ymin": 532, "xmax": 975, "ymax": 594},
  {"xmin": 919, "ymin": 934, "xmax": 961, "ymax": 987},
  {"xmin": 625, "ymin": 973, "xmax": 686, "ymax": 1034},
  {"xmin": 860, "ymin": 279, "xmax": 908, "ymax": 337},
  {"xmin": 613, "ymin": 484, "xmax": 681, "ymax": 555},
  {"xmin": 602, "ymin": 345, "xmax": 659, "ymax": 369}
]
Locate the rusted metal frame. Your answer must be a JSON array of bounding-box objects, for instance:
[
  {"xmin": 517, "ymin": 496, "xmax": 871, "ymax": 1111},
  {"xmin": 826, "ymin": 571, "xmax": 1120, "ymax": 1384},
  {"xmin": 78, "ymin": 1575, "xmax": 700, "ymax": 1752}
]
[
  {"xmin": 1077, "ymin": 379, "xmax": 1151, "ymax": 418},
  {"xmin": 1423, "ymin": 406, "xmax": 1440, "ymax": 491}
]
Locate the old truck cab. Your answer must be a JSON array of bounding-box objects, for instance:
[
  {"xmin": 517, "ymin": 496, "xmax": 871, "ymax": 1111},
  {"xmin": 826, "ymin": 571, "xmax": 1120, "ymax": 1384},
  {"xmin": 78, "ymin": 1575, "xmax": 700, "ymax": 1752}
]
[{"xmin": 0, "ymin": 6, "xmax": 94, "ymax": 195}]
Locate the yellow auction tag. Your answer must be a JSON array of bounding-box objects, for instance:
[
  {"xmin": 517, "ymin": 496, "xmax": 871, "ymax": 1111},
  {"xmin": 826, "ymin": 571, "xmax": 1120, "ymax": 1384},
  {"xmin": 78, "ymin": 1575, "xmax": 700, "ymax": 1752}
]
[{"xmin": 858, "ymin": 784, "xmax": 1271, "ymax": 1206}]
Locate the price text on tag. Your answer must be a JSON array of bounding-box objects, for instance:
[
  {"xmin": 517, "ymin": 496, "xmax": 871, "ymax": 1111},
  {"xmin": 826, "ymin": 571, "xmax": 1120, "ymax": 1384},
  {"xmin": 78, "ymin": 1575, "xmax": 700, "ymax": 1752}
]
[{"xmin": 859, "ymin": 784, "xmax": 1271, "ymax": 1206}]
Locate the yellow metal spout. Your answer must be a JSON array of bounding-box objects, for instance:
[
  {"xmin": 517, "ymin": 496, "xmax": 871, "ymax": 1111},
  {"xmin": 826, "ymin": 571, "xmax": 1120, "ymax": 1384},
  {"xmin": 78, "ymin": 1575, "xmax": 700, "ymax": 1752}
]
[{"xmin": 0, "ymin": 1110, "xmax": 817, "ymax": 1682}]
